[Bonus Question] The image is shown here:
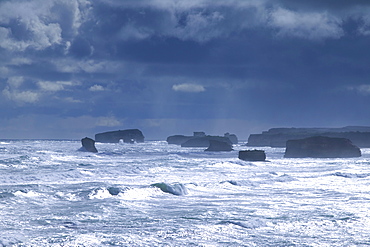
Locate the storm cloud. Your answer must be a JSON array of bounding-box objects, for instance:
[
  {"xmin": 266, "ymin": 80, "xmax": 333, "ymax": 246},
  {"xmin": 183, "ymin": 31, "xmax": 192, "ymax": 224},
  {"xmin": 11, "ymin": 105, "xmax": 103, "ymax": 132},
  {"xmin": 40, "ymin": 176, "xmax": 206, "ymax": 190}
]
[{"xmin": 1, "ymin": 0, "xmax": 370, "ymax": 139}]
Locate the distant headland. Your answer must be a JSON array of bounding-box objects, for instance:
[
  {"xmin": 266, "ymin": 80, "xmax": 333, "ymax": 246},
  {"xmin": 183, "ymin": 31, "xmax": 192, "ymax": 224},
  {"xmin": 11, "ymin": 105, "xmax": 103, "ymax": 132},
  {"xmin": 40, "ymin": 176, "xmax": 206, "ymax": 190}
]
[{"xmin": 247, "ymin": 126, "xmax": 370, "ymax": 148}]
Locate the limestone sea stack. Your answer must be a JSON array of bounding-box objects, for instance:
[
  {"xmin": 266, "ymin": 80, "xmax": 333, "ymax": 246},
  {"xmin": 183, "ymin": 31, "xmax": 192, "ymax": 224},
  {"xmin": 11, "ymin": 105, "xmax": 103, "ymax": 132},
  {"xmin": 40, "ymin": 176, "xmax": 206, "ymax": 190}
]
[
  {"xmin": 95, "ymin": 129, "xmax": 144, "ymax": 143},
  {"xmin": 284, "ymin": 136, "xmax": 361, "ymax": 158},
  {"xmin": 205, "ymin": 140, "xmax": 233, "ymax": 151},
  {"xmin": 81, "ymin": 137, "xmax": 98, "ymax": 153},
  {"xmin": 182, "ymin": 136, "xmax": 232, "ymax": 147},
  {"xmin": 167, "ymin": 132, "xmax": 238, "ymax": 147}
]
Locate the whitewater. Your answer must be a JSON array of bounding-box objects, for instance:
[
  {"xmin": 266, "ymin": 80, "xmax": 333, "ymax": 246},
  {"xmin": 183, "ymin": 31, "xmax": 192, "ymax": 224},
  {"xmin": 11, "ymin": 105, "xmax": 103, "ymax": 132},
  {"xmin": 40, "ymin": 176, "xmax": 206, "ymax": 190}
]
[{"xmin": 0, "ymin": 140, "xmax": 370, "ymax": 246}]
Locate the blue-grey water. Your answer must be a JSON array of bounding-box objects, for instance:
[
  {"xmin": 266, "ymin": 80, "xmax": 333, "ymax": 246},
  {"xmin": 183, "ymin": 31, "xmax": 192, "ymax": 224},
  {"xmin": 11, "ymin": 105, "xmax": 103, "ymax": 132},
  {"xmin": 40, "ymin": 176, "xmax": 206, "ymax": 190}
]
[{"xmin": 1, "ymin": 140, "xmax": 370, "ymax": 246}]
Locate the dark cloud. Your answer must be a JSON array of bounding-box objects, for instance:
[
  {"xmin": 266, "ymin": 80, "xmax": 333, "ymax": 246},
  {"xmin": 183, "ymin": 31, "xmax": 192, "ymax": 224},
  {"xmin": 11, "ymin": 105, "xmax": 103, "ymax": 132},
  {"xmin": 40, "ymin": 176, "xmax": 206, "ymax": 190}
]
[
  {"xmin": 69, "ymin": 37, "xmax": 93, "ymax": 57},
  {"xmin": 1, "ymin": 0, "xmax": 370, "ymax": 139}
]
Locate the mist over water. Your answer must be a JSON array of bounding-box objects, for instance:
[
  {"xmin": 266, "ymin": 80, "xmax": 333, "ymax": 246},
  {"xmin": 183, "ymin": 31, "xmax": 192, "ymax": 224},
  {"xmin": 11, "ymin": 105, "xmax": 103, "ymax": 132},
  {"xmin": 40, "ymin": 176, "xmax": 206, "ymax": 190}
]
[{"xmin": 1, "ymin": 140, "xmax": 370, "ymax": 246}]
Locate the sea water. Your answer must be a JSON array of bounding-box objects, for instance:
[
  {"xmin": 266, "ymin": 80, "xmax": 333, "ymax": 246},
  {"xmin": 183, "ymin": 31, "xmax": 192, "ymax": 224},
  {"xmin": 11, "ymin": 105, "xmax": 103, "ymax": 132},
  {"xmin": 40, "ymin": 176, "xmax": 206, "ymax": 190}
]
[{"xmin": 0, "ymin": 140, "xmax": 370, "ymax": 246}]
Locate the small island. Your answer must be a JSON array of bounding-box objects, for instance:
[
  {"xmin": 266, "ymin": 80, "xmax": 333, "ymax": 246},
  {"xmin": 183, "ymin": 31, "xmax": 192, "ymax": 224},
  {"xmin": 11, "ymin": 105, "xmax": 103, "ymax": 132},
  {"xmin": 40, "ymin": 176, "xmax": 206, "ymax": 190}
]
[
  {"xmin": 167, "ymin": 132, "xmax": 238, "ymax": 147},
  {"xmin": 95, "ymin": 129, "xmax": 144, "ymax": 143},
  {"xmin": 238, "ymin": 150, "xmax": 266, "ymax": 161}
]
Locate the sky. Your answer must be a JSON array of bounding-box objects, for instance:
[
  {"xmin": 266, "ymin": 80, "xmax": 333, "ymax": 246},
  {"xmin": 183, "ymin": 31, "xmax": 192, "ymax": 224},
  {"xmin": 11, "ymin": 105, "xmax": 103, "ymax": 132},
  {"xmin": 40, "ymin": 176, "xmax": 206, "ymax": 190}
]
[{"xmin": 1, "ymin": 0, "xmax": 370, "ymax": 140}]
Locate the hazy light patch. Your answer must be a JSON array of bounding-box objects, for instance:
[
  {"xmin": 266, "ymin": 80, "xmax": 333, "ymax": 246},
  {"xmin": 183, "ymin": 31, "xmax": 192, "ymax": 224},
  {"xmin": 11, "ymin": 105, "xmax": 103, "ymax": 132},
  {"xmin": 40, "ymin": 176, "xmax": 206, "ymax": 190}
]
[
  {"xmin": 58, "ymin": 115, "xmax": 121, "ymax": 133},
  {"xmin": 96, "ymin": 116, "xmax": 121, "ymax": 127},
  {"xmin": 358, "ymin": 13, "xmax": 370, "ymax": 35},
  {"xmin": 119, "ymin": 24, "xmax": 153, "ymax": 41},
  {"xmin": 139, "ymin": 118, "xmax": 268, "ymax": 140},
  {"xmin": 347, "ymin": 84, "xmax": 370, "ymax": 94},
  {"xmin": 0, "ymin": 114, "xmax": 118, "ymax": 139},
  {"xmin": 9, "ymin": 57, "xmax": 33, "ymax": 65},
  {"xmin": 78, "ymin": 60, "xmax": 114, "ymax": 73},
  {"xmin": 62, "ymin": 97, "xmax": 82, "ymax": 103},
  {"xmin": 0, "ymin": 66, "xmax": 9, "ymax": 77},
  {"xmin": 172, "ymin": 83, "xmax": 205, "ymax": 93},
  {"xmin": 53, "ymin": 59, "xmax": 124, "ymax": 74},
  {"xmin": 89, "ymin": 84, "xmax": 105, "ymax": 92},
  {"xmin": 142, "ymin": 119, "xmax": 175, "ymax": 128}
]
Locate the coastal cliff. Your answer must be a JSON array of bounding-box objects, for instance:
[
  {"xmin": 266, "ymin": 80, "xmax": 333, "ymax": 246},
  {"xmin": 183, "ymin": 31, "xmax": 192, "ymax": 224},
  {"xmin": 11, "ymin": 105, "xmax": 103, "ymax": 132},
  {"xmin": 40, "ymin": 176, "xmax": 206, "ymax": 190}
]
[
  {"xmin": 247, "ymin": 126, "xmax": 370, "ymax": 148},
  {"xmin": 284, "ymin": 136, "xmax": 361, "ymax": 158}
]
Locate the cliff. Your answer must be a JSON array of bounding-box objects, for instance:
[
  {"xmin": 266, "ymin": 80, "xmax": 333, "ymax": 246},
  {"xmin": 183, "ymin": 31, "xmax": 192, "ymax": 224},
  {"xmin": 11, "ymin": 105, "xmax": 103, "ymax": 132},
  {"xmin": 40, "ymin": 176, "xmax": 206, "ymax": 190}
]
[
  {"xmin": 284, "ymin": 136, "xmax": 361, "ymax": 158},
  {"xmin": 247, "ymin": 126, "xmax": 370, "ymax": 148}
]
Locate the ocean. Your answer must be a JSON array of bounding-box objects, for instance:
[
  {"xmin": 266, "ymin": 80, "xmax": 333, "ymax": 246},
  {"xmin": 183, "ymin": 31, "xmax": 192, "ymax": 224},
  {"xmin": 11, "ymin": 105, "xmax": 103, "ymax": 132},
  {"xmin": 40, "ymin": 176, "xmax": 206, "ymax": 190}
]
[{"xmin": 0, "ymin": 140, "xmax": 369, "ymax": 246}]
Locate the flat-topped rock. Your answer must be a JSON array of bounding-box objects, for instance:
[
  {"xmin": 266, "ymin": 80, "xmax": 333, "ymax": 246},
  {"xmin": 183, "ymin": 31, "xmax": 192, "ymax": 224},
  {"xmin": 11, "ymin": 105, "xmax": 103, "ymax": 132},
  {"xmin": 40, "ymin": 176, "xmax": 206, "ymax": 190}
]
[
  {"xmin": 284, "ymin": 136, "xmax": 361, "ymax": 158},
  {"xmin": 239, "ymin": 150, "xmax": 266, "ymax": 161},
  {"xmin": 95, "ymin": 129, "xmax": 144, "ymax": 143},
  {"xmin": 181, "ymin": 136, "xmax": 233, "ymax": 147}
]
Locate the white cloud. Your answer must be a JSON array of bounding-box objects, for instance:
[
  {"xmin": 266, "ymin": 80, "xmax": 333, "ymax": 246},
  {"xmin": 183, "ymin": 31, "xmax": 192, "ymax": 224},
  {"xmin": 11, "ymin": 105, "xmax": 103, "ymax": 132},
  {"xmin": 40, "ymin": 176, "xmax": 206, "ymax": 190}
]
[
  {"xmin": 2, "ymin": 87, "xmax": 39, "ymax": 103},
  {"xmin": 38, "ymin": 81, "xmax": 64, "ymax": 92},
  {"xmin": 0, "ymin": 27, "xmax": 28, "ymax": 51},
  {"xmin": 2, "ymin": 78, "xmax": 80, "ymax": 103},
  {"xmin": 89, "ymin": 84, "xmax": 105, "ymax": 92},
  {"xmin": 269, "ymin": 7, "xmax": 344, "ymax": 40},
  {"xmin": 2, "ymin": 76, "xmax": 39, "ymax": 103},
  {"xmin": 7, "ymin": 76, "xmax": 24, "ymax": 88},
  {"xmin": 0, "ymin": 0, "xmax": 91, "ymax": 51},
  {"xmin": 172, "ymin": 83, "xmax": 205, "ymax": 93},
  {"xmin": 0, "ymin": 14, "xmax": 62, "ymax": 51},
  {"xmin": 37, "ymin": 80, "xmax": 76, "ymax": 92}
]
